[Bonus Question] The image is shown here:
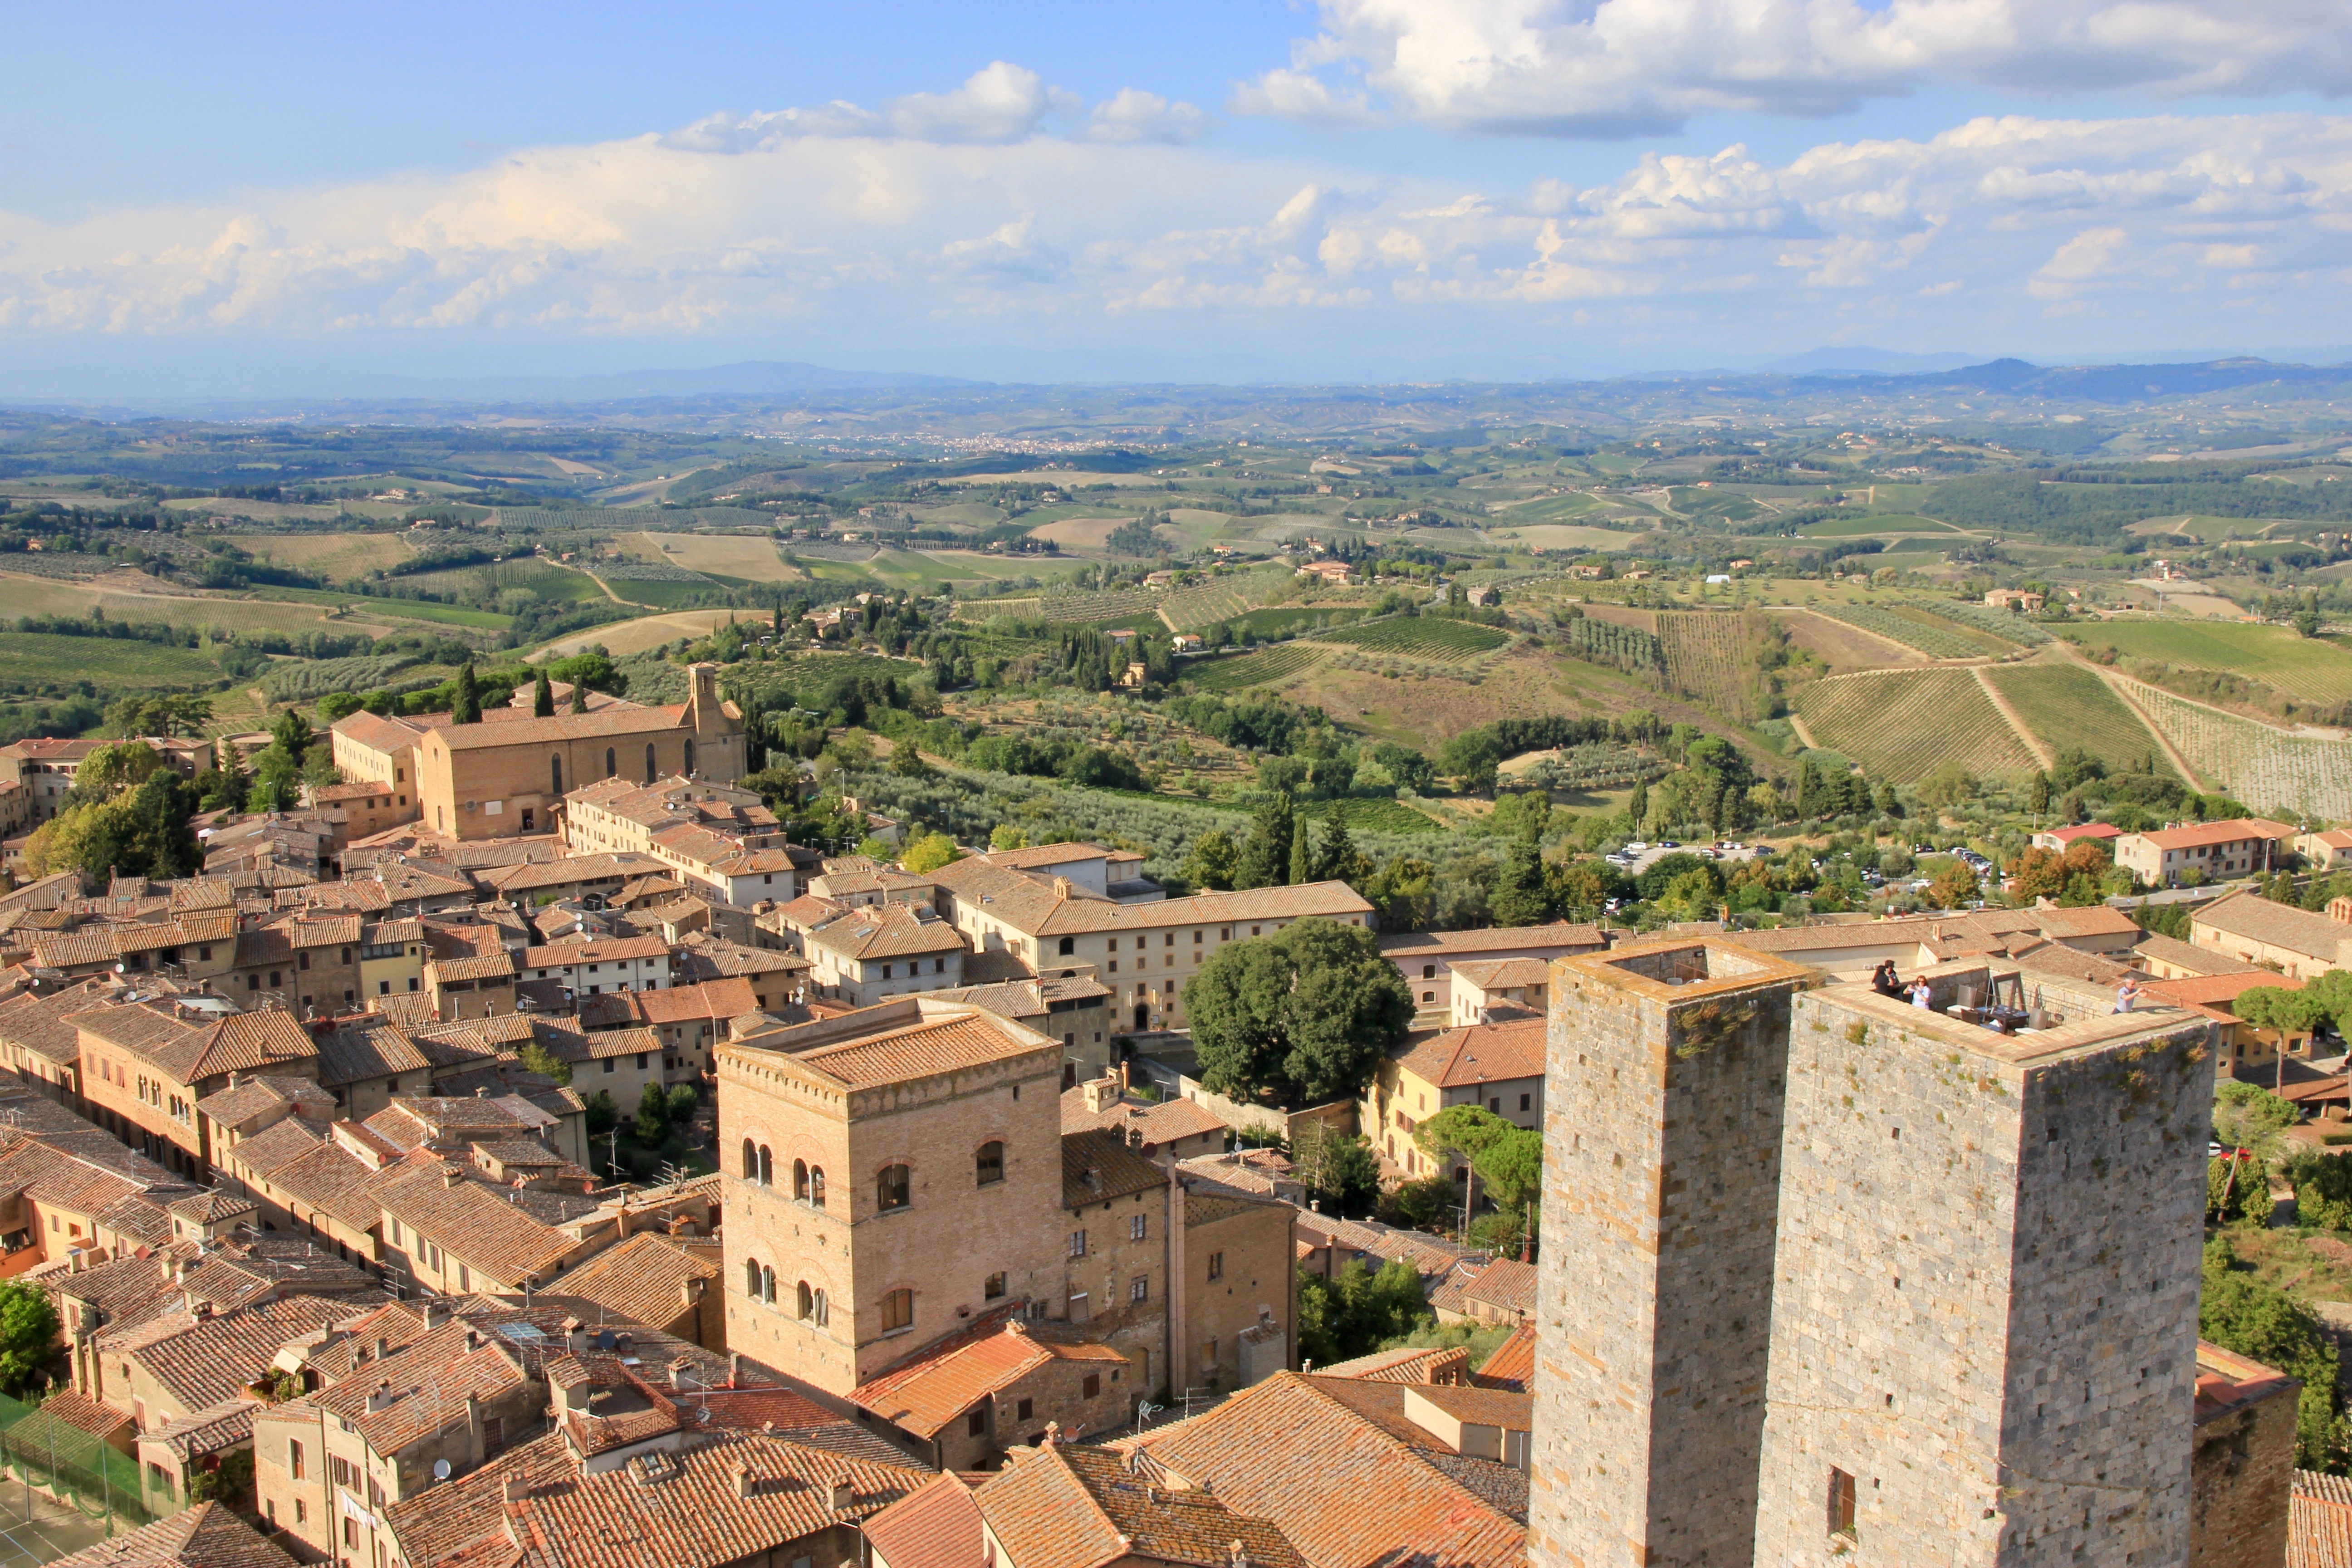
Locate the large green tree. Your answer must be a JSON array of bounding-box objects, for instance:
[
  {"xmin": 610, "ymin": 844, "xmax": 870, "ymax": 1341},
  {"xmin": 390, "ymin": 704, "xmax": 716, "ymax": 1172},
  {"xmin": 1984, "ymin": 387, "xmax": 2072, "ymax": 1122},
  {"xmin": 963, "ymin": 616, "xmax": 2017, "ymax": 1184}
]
[
  {"xmin": 0, "ymin": 1280, "xmax": 57, "ymax": 1393},
  {"xmin": 2202, "ymin": 1236, "xmax": 2346, "ymax": 1470},
  {"xmin": 1234, "ymin": 792, "xmax": 1296, "ymax": 891},
  {"xmin": 1188, "ymin": 917, "xmax": 1412, "ymax": 1107}
]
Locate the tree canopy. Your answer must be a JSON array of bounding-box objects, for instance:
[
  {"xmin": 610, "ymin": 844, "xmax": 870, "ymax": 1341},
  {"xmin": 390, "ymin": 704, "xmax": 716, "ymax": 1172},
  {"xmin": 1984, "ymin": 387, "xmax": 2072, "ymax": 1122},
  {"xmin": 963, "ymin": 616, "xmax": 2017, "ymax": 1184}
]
[{"xmin": 1188, "ymin": 917, "xmax": 1413, "ymax": 1107}]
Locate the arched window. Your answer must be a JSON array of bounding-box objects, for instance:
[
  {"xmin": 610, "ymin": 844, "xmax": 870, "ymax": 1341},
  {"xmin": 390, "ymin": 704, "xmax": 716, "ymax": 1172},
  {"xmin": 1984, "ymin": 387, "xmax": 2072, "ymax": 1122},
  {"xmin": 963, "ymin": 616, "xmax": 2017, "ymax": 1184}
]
[
  {"xmin": 741, "ymin": 1140, "xmax": 757, "ymax": 1181},
  {"xmin": 796, "ymin": 1280, "xmax": 813, "ymax": 1319},
  {"xmin": 684, "ymin": 738, "xmax": 697, "ymax": 776},
  {"xmin": 760, "ymin": 1266, "xmax": 776, "ymax": 1305},
  {"xmin": 877, "ymin": 1164, "xmax": 911, "ymax": 1212},
  {"xmin": 809, "ymin": 1167, "xmax": 826, "ymax": 1208},
  {"xmin": 745, "ymin": 1259, "xmax": 762, "ymax": 1298},
  {"xmin": 793, "ymin": 1160, "xmax": 809, "ymax": 1201},
  {"xmin": 605, "ymin": 746, "xmax": 616, "ymax": 779},
  {"xmin": 812, "ymin": 1289, "xmax": 828, "ymax": 1328},
  {"xmin": 550, "ymin": 755, "xmax": 563, "ymax": 796},
  {"xmin": 757, "ymin": 1146, "xmax": 773, "ymax": 1187},
  {"xmin": 644, "ymin": 743, "xmax": 657, "ymax": 784},
  {"xmin": 880, "ymin": 1288, "xmax": 913, "ymax": 1333},
  {"xmin": 976, "ymin": 1142, "xmax": 1004, "ymax": 1186}
]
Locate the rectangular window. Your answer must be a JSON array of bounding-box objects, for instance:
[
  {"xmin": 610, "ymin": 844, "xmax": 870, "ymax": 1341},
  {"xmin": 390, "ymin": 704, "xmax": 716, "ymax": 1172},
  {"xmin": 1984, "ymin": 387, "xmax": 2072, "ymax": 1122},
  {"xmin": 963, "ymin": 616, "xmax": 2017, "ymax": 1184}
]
[
  {"xmin": 1016, "ymin": 1398, "xmax": 1033, "ymax": 1421},
  {"xmin": 1520, "ymin": 1093, "xmax": 1531, "ymax": 1112},
  {"xmin": 1068, "ymin": 1230, "xmax": 1087, "ymax": 1258},
  {"xmin": 1207, "ymin": 1251, "xmax": 1224, "ymax": 1281},
  {"xmin": 1083, "ymin": 1373, "xmax": 1101, "ymax": 1398},
  {"xmin": 1130, "ymin": 1275, "xmax": 1148, "ymax": 1303},
  {"xmin": 1129, "ymin": 1214, "xmax": 1147, "ymax": 1241},
  {"xmin": 1828, "ymin": 1468, "xmax": 1857, "ymax": 1537},
  {"xmin": 289, "ymin": 1441, "xmax": 304, "ymax": 1480},
  {"xmin": 967, "ymin": 1408, "xmax": 986, "ymax": 1437}
]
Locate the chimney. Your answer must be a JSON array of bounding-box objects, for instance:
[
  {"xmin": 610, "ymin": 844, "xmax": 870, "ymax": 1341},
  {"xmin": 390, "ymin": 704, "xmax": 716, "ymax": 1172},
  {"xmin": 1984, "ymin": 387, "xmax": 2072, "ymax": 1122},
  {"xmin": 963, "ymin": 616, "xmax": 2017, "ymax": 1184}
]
[
  {"xmin": 1082, "ymin": 1077, "xmax": 1116, "ymax": 1115},
  {"xmin": 1231, "ymin": 1544, "xmax": 1250, "ymax": 1568},
  {"xmin": 828, "ymin": 1480, "xmax": 853, "ymax": 1511},
  {"xmin": 374, "ymin": 1336, "xmax": 390, "ymax": 1361},
  {"xmin": 1041, "ymin": 1421, "xmax": 1061, "ymax": 1448},
  {"xmin": 732, "ymin": 1465, "xmax": 754, "ymax": 1500},
  {"xmin": 366, "ymin": 1381, "xmax": 395, "ymax": 1413},
  {"xmin": 682, "ymin": 1277, "xmax": 705, "ymax": 1307},
  {"xmin": 1053, "ymin": 877, "xmax": 1071, "ymax": 901},
  {"xmin": 501, "ymin": 1478, "xmax": 526, "ymax": 1504},
  {"xmin": 1118, "ymin": 1061, "xmax": 1130, "ymax": 1095},
  {"xmin": 727, "ymin": 1351, "xmax": 743, "ymax": 1389}
]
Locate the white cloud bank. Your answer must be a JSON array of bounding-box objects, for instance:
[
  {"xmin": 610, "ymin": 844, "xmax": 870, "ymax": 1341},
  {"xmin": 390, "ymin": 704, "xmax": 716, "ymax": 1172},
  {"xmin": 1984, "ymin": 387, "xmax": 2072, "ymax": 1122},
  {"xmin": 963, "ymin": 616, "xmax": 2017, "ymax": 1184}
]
[
  {"xmin": 4, "ymin": 106, "xmax": 2351, "ymax": 354},
  {"xmin": 1242, "ymin": 0, "xmax": 2352, "ymax": 136}
]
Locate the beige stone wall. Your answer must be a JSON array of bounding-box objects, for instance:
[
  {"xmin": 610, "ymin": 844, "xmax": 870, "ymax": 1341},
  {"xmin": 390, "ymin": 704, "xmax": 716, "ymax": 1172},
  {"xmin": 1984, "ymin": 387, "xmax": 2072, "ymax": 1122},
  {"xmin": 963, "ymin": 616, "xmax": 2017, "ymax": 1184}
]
[
  {"xmin": 1063, "ymin": 1185, "xmax": 1167, "ymax": 1395},
  {"xmin": 1529, "ymin": 942, "xmax": 1811, "ymax": 1568},
  {"xmin": 2189, "ymin": 1379, "xmax": 2297, "ymax": 1568},
  {"xmin": 936, "ymin": 1351, "xmax": 1135, "ymax": 1469},
  {"xmin": 1750, "ymin": 990, "xmax": 2210, "ymax": 1567},
  {"xmin": 1181, "ymin": 1193, "xmax": 1293, "ymax": 1393},
  {"xmin": 720, "ymin": 1039, "xmax": 1068, "ymax": 1395}
]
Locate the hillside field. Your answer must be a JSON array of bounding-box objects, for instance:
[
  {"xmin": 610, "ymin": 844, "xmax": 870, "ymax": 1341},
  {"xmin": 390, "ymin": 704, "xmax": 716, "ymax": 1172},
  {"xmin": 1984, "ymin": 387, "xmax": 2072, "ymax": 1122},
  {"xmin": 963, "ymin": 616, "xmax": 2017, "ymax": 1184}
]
[
  {"xmin": 1794, "ymin": 667, "xmax": 2042, "ymax": 782},
  {"xmin": 1981, "ymin": 661, "xmax": 2173, "ymax": 776},
  {"xmin": 2074, "ymin": 621, "xmax": 2352, "ymax": 706}
]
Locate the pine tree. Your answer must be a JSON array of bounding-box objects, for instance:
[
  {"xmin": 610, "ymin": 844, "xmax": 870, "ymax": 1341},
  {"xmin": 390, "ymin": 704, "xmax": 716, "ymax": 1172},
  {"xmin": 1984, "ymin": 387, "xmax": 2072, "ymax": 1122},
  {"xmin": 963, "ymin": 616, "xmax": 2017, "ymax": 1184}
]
[
  {"xmin": 451, "ymin": 663, "xmax": 482, "ymax": 725},
  {"xmin": 532, "ymin": 668, "xmax": 555, "ymax": 717}
]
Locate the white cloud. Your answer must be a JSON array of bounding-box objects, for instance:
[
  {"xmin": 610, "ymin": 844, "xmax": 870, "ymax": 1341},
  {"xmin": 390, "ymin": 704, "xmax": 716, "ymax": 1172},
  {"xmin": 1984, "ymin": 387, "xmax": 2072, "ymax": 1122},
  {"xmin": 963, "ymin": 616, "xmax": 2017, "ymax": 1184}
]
[
  {"xmin": 1226, "ymin": 68, "xmax": 1383, "ymax": 127},
  {"xmin": 6, "ymin": 109, "xmax": 2352, "ymax": 354},
  {"xmin": 665, "ymin": 63, "xmax": 1082, "ymax": 150},
  {"xmin": 1080, "ymin": 89, "xmax": 1211, "ymax": 145},
  {"xmin": 1247, "ymin": 0, "xmax": 2352, "ymax": 137}
]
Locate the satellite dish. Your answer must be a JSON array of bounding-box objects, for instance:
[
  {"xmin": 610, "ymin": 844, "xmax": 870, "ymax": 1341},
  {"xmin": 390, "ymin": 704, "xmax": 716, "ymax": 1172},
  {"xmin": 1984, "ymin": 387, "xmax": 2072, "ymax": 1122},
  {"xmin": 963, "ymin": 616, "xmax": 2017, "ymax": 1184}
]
[{"xmin": 432, "ymin": 1460, "xmax": 451, "ymax": 1481}]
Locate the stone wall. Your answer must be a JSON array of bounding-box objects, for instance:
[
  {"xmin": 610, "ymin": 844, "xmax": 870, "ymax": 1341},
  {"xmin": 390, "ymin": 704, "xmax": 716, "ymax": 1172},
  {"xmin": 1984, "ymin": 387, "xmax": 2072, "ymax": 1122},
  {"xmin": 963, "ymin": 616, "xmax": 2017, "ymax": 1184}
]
[
  {"xmin": 1529, "ymin": 940, "xmax": 1813, "ymax": 1568},
  {"xmin": 2188, "ymin": 1346, "xmax": 2298, "ymax": 1568},
  {"xmin": 1750, "ymin": 983, "xmax": 2212, "ymax": 1567}
]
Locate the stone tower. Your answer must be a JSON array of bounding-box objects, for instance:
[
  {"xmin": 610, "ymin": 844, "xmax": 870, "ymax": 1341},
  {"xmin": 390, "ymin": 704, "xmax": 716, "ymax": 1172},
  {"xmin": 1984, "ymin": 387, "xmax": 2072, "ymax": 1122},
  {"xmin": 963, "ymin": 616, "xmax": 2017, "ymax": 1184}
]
[
  {"xmin": 1529, "ymin": 938, "xmax": 1816, "ymax": 1567},
  {"xmin": 1749, "ymin": 965, "xmax": 2212, "ymax": 1566}
]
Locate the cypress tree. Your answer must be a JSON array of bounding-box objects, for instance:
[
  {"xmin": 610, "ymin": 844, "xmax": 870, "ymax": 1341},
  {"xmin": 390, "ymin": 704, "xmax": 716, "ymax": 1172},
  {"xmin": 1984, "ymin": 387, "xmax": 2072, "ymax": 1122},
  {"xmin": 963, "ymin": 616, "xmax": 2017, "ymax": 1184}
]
[
  {"xmin": 569, "ymin": 677, "xmax": 589, "ymax": 715},
  {"xmin": 1289, "ymin": 816, "xmax": 1312, "ymax": 886},
  {"xmin": 1627, "ymin": 779, "xmax": 1649, "ymax": 832},
  {"xmin": 532, "ymin": 668, "xmax": 555, "ymax": 717},
  {"xmin": 451, "ymin": 663, "xmax": 482, "ymax": 725},
  {"xmin": 1236, "ymin": 792, "xmax": 1295, "ymax": 891}
]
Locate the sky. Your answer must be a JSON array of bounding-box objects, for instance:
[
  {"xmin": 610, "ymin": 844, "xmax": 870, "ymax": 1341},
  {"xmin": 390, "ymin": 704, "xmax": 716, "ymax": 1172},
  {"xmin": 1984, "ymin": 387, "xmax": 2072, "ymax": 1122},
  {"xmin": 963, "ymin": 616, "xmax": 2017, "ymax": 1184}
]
[{"xmin": 8, "ymin": 0, "xmax": 2352, "ymax": 394}]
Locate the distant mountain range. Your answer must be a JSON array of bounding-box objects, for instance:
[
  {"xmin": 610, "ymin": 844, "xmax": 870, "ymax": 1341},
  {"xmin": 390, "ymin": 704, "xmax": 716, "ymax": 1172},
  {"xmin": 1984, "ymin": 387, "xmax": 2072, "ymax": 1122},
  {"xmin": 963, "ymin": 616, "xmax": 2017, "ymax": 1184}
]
[{"xmin": 353, "ymin": 360, "xmax": 982, "ymax": 400}]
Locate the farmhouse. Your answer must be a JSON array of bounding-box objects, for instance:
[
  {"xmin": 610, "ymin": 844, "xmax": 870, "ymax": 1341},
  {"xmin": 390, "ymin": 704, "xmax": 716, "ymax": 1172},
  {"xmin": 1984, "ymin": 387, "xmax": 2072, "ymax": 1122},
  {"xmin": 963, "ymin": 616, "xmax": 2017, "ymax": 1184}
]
[
  {"xmin": 2114, "ymin": 818, "xmax": 2296, "ymax": 887},
  {"xmin": 1984, "ymin": 588, "xmax": 2046, "ymax": 611},
  {"xmin": 2189, "ymin": 891, "xmax": 2352, "ymax": 980}
]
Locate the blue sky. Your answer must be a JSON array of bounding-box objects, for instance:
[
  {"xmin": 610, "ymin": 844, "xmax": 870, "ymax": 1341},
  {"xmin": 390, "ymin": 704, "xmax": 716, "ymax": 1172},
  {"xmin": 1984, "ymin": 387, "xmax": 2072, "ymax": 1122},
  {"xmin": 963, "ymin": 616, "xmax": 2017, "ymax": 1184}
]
[{"xmin": 7, "ymin": 1, "xmax": 2352, "ymax": 392}]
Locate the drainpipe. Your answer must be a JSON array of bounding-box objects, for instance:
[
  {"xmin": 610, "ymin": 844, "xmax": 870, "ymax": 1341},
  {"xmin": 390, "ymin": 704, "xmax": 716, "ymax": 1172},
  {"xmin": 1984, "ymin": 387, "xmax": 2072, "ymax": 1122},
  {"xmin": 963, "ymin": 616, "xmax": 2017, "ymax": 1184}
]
[{"xmin": 1161, "ymin": 1148, "xmax": 1186, "ymax": 1403}]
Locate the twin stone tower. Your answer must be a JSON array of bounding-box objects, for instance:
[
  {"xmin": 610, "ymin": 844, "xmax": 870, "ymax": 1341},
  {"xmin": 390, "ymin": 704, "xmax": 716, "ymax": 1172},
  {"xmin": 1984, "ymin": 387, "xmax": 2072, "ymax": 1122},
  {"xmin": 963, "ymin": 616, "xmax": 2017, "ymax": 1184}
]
[{"xmin": 1528, "ymin": 937, "xmax": 2214, "ymax": 1567}]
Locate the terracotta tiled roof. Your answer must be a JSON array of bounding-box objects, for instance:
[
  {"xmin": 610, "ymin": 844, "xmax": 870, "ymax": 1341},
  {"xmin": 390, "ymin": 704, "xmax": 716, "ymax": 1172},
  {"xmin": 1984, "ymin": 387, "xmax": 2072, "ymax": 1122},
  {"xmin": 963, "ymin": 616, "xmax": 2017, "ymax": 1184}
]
[
  {"xmin": 428, "ymin": 704, "xmax": 686, "ymax": 750},
  {"xmin": 2147, "ymin": 971, "xmax": 2304, "ymax": 1009},
  {"xmin": 1061, "ymin": 1128, "xmax": 1171, "ymax": 1209},
  {"xmin": 2130, "ymin": 932, "xmax": 2257, "ymax": 977},
  {"xmin": 33, "ymin": 1388, "xmax": 133, "ymax": 1440},
  {"xmin": 382, "ymin": 1431, "xmax": 576, "ymax": 1568},
  {"xmin": 519, "ymin": 934, "xmax": 672, "ymax": 970},
  {"xmin": 1459, "ymin": 1256, "xmax": 1537, "ymax": 1318},
  {"xmin": 2195, "ymin": 891, "xmax": 2352, "ymax": 963},
  {"xmin": 1059, "ymin": 1088, "xmax": 1226, "ymax": 1150},
  {"xmin": 1392, "ymin": 1018, "xmax": 1547, "ymax": 1090},
  {"xmin": 137, "ymin": 1398, "xmax": 260, "ymax": 1462},
  {"xmin": 44, "ymin": 1501, "xmax": 298, "ymax": 1568},
  {"xmin": 851, "ymin": 1318, "xmax": 1128, "ymax": 1440},
  {"xmin": 193, "ymin": 1074, "xmax": 333, "ymax": 1131},
  {"xmin": 71, "ymin": 1003, "xmax": 317, "ymax": 1087},
  {"xmin": 978, "ymin": 1444, "xmax": 1307, "ymax": 1568},
  {"xmin": 860, "ymin": 1474, "xmax": 983, "ymax": 1568},
  {"xmin": 802, "ymin": 903, "xmax": 966, "ymax": 962},
  {"xmin": 1315, "ymin": 1345, "xmax": 1470, "ymax": 1385},
  {"xmin": 2030, "ymin": 904, "xmax": 2141, "ymax": 940},
  {"xmin": 125, "ymin": 1296, "xmax": 349, "ymax": 1415},
  {"xmin": 310, "ymin": 1327, "xmax": 531, "ymax": 1454},
  {"xmin": 375, "ymin": 1163, "xmax": 580, "ymax": 1285},
  {"xmin": 672, "ymin": 938, "xmax": 808, "ymax": 984},
  {"xmin": 933, "ymin": 858, "xmax": 1372, "ymax": 938},
  {"xmin": 314, "ymin": 1020, "xmax": 433, "ymax": 1088},
  {"xmin": 632, "ymin": 978, "xmax": 758, "ymax": 1025},
  {"xmin": 1407, "ymin": 1382, "xmax": 1534, "ymax": 1431},
  {"xmin": 1378, "ymin": 923, "xmax": 1605, "ymax": 958},
  {"xmin": 768, "ymin": 1008, "xmax": 1049, "ymax": 1090},
  {"xmin": 2293, "ymin": 1470, "xmax": 2352, "ymax": 1568},
  {"xmin": 428, "ymin": 952, "xmax": 516, "ymax": 984},
  {"xmin": 533, "ymin": 1231, "xmax": 715, "ymax": 1329},
  {"xmin": 1296, "ymin": 1213, "xmax": 1486, "ymax": 1285},
  {"xmin": 1472, "ymin": 1323, "xmax": 1536, "ymax": 1392},
  {"xmin": 266, "ymin": 1140, "xmax": 385, "ymax": 1231},
  {"xmin": 500, "ymin": 1431, "xmax": 926, "ymax": 1568},
  {"xmin": 479, "ymin": 853, "xmax": 669, "ymax": 895},
  {"xmin": 226, "ymin": 1117, "xmax": 326, "ymax": 1180},
  {"xmin": 2131, "ymin": 817, "xmax": 2296, "ymax": 851},
  {"xmin": 1132, "ymin": 1371, "xmax": 1525, "ymax": 1568},
  {"xmin": 0, "ymin": 980, "xmax": 110, "ymax": 1066},
  {"xmin": 1447, "ymin": 956, "xmax": 1552, "ymax": 990}
]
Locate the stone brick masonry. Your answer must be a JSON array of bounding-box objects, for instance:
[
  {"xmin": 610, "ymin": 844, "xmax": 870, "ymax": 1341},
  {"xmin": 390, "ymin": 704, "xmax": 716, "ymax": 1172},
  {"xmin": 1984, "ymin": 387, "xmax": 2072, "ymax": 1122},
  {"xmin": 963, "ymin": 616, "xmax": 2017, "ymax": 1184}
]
[
  {"xmin": 1529, "ymin": 939, "xmax": 1816, "ymax": 1568},
  {"xmin": 1752, "ymin": 980, "xmax": 2211, "ymax": 1566}
]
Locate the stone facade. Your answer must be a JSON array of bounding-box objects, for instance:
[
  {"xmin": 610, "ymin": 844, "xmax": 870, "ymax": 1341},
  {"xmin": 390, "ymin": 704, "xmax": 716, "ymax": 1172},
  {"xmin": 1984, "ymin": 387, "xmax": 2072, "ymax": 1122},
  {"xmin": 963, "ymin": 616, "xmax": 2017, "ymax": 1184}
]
[
  {"xmin": 1751, "ymin": 975, "xmax": 2211, "ymax": 1567},
  {"xmin": 2188, "ymin": 1343, "xmax": 2298, "ymax": 1568},
  {"xmin": 1529, "ymin": 938, "xmax": 1814, "ymax": 1568},
  {"xmin": 719, "ymin": 1002, "xmax": 1070, "ymax": 1396}
]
